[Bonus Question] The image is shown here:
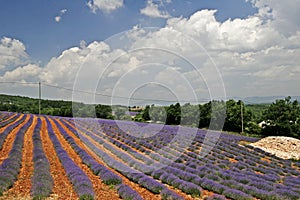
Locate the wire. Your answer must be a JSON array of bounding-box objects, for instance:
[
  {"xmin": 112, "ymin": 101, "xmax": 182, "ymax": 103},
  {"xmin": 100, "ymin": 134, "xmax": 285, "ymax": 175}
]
[
  {"xmin": 0, "ymin": 81, "xmax": 256, "ymax": 104},
  {"xmin": 0, "ymin": 81, "xmax": 39, "ymax": 85},
  {"xmin": 42, "ymin": 83, "xmax": 209, "ymax": 103}
]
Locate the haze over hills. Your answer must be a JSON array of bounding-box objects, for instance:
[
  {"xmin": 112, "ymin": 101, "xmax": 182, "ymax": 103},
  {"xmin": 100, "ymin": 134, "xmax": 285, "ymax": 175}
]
[
  {"xmin": 1, "ymin": 93, "xmax": 299, "ymax": 106},
  {"xmin": 131, "ymin": 96, "xmax": 300, "ymax": 106},
  {"xmin": 238, "ymin": 96, "xmax": 300, "ymax": 104}
]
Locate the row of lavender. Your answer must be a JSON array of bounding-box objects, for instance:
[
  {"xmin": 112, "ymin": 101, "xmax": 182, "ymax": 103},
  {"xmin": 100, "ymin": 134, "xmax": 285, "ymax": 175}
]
[
  {"xmin": 1, "ymin": 112, "xmax": 299, "ymax": 199},
  {"xmin": 0, "ymin": 113, "xmax": 18, "ymax": 128},
  {"xmin": 31, "ymin": 118, "xmax": 53, "ymax": 198},
  {"xmin": 45, "ymin": 117, "xmax": 95, "ymax": 199},
  {"xmin": 118, "ymin": 121, "xmax": 299, "ymax": 174},
  {"xmin": 0, "ymin": 115, "xmax": 32, "ymax": 195},
  {"xmin": 72, "ymin": 119, "xmax": 246, "ymax": 199},
  {"xmin": 0, "ymin": 114, "xmax": 25, "ymax": 150},
  {"xmin": 66, "ymin": 118, "xmax": 208, "ymax": 198},
  {"xmin": 69, "ymin": 117, "xmax": 300, "ymax": 200},
  {"xmin": 0, "ymin": 114, "xmax": 54, "ymax": 198},
  {"xmin": 115, "ymin": 121, "xmax": 300, "ymax": 199},
  {"xmin": 61, "ymin": 118, "xmax": 185, "ymax": 200},
  {"xmin": 0, "ymin": 113, "xmax": 143, "ymax": 200},
  {"xmin": 0, "ymin": 112, "xmax": 10, "ymax": 123},
  {"xmin": 49, "ymin": 116, "xmax": 143, "ymax": 200}
]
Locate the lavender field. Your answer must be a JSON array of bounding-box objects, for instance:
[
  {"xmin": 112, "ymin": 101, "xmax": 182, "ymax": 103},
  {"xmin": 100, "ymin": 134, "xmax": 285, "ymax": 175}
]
[{"xmin": 0, "ymin": 111, "xmax": 299, "ymax": 200}]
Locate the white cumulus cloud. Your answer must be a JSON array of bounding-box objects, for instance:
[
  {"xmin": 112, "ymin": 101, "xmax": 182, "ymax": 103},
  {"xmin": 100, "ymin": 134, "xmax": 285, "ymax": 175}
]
[
  {"xmin": 0, "ymin": 64, "xmax": 41, "ymax": 82},
  {"xmin": 0, "ymin": 37, "xmax": 28, "ymax": 71},
  {"xmin": 250, "ymin": 0, "xmax": 300, "ymax": 36},
  {"xmin": 140, "ymin": 0, "xmax": 170, "ymax": 18},
  {"xmin": 87, "ymin": 0, "xmax": 123, "ymax": 13}
]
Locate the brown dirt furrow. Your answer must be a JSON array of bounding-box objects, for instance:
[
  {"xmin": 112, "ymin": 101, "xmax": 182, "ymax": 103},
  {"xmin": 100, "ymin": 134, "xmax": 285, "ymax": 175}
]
[
  {"xmin": 66, "ymin": 120, "xmax": 209, "ymax": 200},
  {"xmin": 0, "ymin": 113, "xmax": 17, "ymax": 125},
  {"xmin": 0, "ymin": 114, "xmax": 30, "ymax": 165},
  {"xmin": 91, "ymin": 124, "xmax": 214, "ymax": 199},
  {"xmin": 54, "ymin": 118, "xmax": 121, "ymax": 200},
  {"xmin": 4, "ymin": 115, "xmax": 37, "ymax": 197},
  {"xmin": 40, "ymin": 116, "xmax": 78, "ymax": 200},
  {"xmin": 0, "ymin": 114, "xmax": 23, "ymax": 134},
  {"xmin": 61, "ymin": 119, "xmax": 163, "ymax": 200}
]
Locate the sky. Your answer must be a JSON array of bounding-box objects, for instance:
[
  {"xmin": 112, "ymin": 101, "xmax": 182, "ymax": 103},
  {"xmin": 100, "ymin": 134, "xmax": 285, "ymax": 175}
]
[{"xmin": 0, "ymin": 0, "xmax": 299, "ymax": 105}]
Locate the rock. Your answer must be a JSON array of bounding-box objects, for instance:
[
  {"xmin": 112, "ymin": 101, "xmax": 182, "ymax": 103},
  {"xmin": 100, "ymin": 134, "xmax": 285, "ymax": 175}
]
[{"xmin": 249, "ymin": 136, "xmax": 300, "ymax": 160}]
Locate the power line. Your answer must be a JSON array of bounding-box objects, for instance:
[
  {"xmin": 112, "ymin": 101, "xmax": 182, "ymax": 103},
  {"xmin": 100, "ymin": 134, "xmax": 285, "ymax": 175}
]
[
  {"xmin": 0, "ymin": 80, "xmax": 223, "ymax": 103},
  {"xmin": 241, "ymin": 102, "xmax": 244, "ymax": 134},
  {"xmin": 0, "ymin": 81, "xmax": 39, "ymax": 85},
  {"xmin": 41, "ymin": 82, "xmax": 210, "ymax": 103},
  {"xmin": 0, "ymin": 81, "xmax": 275, "ymax": 104},
  {"xmin": 38, "ymin": 81, "xmax": 41, "ymax": 115}
]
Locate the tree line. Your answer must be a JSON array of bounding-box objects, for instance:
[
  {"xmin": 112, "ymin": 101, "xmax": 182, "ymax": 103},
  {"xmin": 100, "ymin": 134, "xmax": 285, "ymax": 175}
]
[
  {"xmin": 134, "ymin": 97, "xmax": 300, "ymax": 138},
  {"xmin": 0, "ymin": 94, "xmax": 299, "ymax": 138}
]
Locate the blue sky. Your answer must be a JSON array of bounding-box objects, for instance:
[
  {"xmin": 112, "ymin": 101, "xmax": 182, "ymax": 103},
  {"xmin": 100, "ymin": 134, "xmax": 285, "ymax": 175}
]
[
  {"xmin": 0, "ymin": 0, "xmax": 256, "ymax": 64},
  {"xmin": 0, "ymin": 0, "xmax": 299, "ymax": 103}
]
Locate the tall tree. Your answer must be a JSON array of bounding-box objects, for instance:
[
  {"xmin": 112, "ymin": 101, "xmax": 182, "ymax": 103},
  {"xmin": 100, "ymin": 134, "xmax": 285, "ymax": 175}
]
[
  {"xmin": 95, "ymin": 104, "xmax": 113, "ymax": 119},
  {"xmin": 262, "ymin": 96, "xmax": 300, "ymax": 138},
  {"xmin": 166, "ymin": 103, "xmax": 181, "ymax": 125},
  {"xmin": 142, "ymin": 105, "xmax": 151, "ymax": 121},
  {"xmin": 224, "ymin": 100, "xmax": 252, "ymax": 133},
  {"xmin": 180, "ymin": 103, "xmax": 199, "ymax": 127},
  {"xmin": 198, "ymin": 102, "xmax": 212, "ymax": 128},
  {"xmin": 149, "ymin": 105, "xmax": 167, "ymax": 123}
]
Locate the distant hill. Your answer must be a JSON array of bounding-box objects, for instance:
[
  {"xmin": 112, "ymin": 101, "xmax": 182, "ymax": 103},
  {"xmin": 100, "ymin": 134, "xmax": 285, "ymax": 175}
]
[
  {"xmin": 0, "ymin": 94, "xmax": 72, "ymax": 116},
  {"xmin": 230, "ymin": 96, "xmax": 300, "ymax": 104}
]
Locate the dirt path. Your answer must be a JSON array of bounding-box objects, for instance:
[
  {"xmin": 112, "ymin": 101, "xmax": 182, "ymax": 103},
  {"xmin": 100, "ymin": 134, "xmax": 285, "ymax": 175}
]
[
  {"xmin": 4, "ymin": 115, "xmax": 37, "ymax": 197},
  {"xmin": 40, "ymin": 116, "xmax": 78, "ymax": 200},
  {"xmin": 0, "ymin": 114, "xmax": 30, "ymax": 165},
  {"xmin": 49, "ymin": 117, "xmax": 121, "ymax": 200}
]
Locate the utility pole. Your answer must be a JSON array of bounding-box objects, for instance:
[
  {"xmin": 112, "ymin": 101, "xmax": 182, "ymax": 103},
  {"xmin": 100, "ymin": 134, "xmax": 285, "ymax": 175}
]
[
  {"xmin": 241, "ymin": 101, "xmax": 244, "ymax": 134},
  {"xmin": 39, "ymin": 81, "xmax": 41, "ymax": 115}
]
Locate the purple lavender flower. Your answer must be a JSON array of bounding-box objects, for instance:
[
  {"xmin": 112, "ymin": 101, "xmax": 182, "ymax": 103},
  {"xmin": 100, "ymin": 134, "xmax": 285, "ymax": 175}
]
[
  {"xmin": 115, "ymin": 184, "xmax": 143, "ymax": 200},
  {"xmin": 138, "ymin": 176, "xmax": 166, "ymax": 194},
  {"xmin": 0, "ymin": 114, "xmax": 26, "ymax": 150},
  {"xmin": 223, "ymin": 188, "xmax": 252, "ymax": 200},
  {"xmin": 45, "ymin": 117, "xmax": 95, "ymax": 199},
  {"xmin": 178, "ymin": 181, "xmax": 202, "ymax": 197},
  {"xmin": 160, "ymin": 188, "xmax": 184, "ymax": 200},
  {"xmin": 204, "ymin": 194, "xmax": 227, "ymax": 200},
  {"xmin": 0, "ymin": 115, "xmax": 33, "ymax": 195},
  {"xmin": 31, "ymin": 118, "xmax": 53, "ymax": 199}
]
